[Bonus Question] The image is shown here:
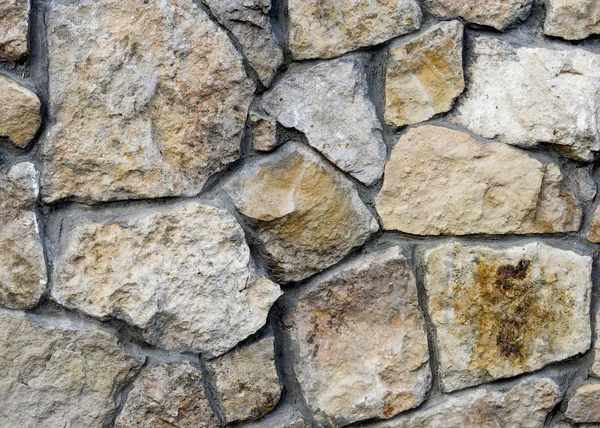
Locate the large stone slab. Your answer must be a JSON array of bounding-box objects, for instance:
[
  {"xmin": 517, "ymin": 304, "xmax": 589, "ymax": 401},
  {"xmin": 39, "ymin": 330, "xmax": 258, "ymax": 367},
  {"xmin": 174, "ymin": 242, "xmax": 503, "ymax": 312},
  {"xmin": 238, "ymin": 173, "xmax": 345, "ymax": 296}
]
[
  {"xmin": 450, "ymin": 35, "xmax": 600, "ymax": 161},
  {"xmin": 285, "ymin": 246, "xmax": 431, "ymax": 426},
  {"xmin": 375, "ymin": 126, "xmax": 581, "ymax": 236},
  {"xmin": 0, "ymin": 310, "xmax": 142, "ymax": 428},
  {"xmin": 51, "ymin": 201, "xmax": 281, "ymax": 358},
  {"xmin": 0, "ymin": 0, "xmax": 28, "ymax": 61},
  {"xmin": 261, "ymin": 56, "xmax": 386, "ymax": 185},
  {"xmin": 565, "ymin": 383, "xmax": 600, "ymax": 423},
  {"xmin": 225, "ymin": 141, "xmax": 378, "ymax": 283},
  {"xmin": 42, "ymin": 0, "xmax": 254, "ymax": 203},
  {"xmin": 544, "ymin": 0, "xmax": 600, "ymax": 40},
  {"xmin": 0, "ymin": 74, "xmax": 41, "ymax": 148},
  {"xmin": 424, "ymin": 242, "xmax": 592, "ymax": 392}
]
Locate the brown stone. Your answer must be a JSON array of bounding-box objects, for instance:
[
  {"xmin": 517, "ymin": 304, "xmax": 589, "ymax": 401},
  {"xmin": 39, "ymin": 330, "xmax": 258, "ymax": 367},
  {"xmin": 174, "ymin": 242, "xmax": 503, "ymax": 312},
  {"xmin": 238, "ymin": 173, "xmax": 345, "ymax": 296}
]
[
  {"xmin": 0, "ymin": 0, "xmax": 28, "ymax": 61},
  {"xmin": 565, "ymin": 383, "xmax": 600, "ymax": 423},
  {"xmin": 0, "ymin": 74, "xmax": 41, "ymax": 148},
  {"xmin": 588, "ymin": 205, "xmax": 600, "ymax": 243}
]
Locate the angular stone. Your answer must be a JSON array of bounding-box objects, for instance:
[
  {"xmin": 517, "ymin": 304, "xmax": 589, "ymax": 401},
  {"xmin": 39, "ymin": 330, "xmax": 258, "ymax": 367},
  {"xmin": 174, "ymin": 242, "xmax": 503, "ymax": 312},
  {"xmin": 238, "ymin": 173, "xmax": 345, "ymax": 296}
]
[
  {"xmin": 261, "ymin": 56, "xmax": 386, "ymax": 185},
  {"xmin": 288, "ymin": 0, "xmax": 421, "ymax": 60},
  {"xmin": 207, "ymin": 337, "xmax": 281, "ymax": 423},
  {"xmin": 588, "ymin": 205, "xmax": 600, "ymax": 243},
  {"xmin": 243, "ymin": 408, "xmax": 309, "ymax": 428},
  {"xmin": 375, "ymin": 126, "xmax": 581, "ymax": 236},
  {"xmin": 593, "ymin": 308, "xmax": 600, "ymax": 377},
  {"xmin": 385, "ymin": 21, "xmax": 464, "ymax": 127},
  {"xmin": 204, "ymin": 0, "xmax": 284, "ymax": 86},
  {"xmin": 0, "ymin": 0, "xmax": 28, "ymax": 61},
  {"xmin": 544, "ymin": 0, "xmax": 600, "ymax": 40},
  {"xmin": 0, "ymin": 75, "xmax": 41, "ymax": 148},
  {"xmin": 565, "ymin": 383, "xmax": 600, "ymax": 423},
  {"xmin": 450, "ymin": 35, "xmax": 600, "ymax": 161},
  {"xmin": 51, "ymin": 201, "xmax": 281, "ymax": 358},
  {"xmin": 225, "ymin": 141, "xmax": 378, "ymax": 283},
  {"xmin": 43, "ymin": 0, "xmax": 254, "ymax": 203},
  {"xmin": 249, "ymin": 111, "xmax": 278, "ymax": 152},
  {"xmin": 424, "ymin": 242, "xmax": 592, "ymax": 392},
  {"xmin": 116, "ymin": 362, "xmax": 219, "ymax": 428},
  {"xmin": 286, "ymin": 246, "xmax": 431, "ymax": 426},
  {"xmin": 0, "ymin": 310, "xmax": 142, "ymax": 428},
  {"xmin": 0, "ymin": 163, "xmax": 46, "ymax": 310}
]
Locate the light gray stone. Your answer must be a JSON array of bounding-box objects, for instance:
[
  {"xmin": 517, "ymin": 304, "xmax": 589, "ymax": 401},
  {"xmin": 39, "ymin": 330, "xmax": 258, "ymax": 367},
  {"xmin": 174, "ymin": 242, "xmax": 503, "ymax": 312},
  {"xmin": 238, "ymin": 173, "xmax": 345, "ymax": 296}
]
[
  {"xmin": 565, "ymin": 383, "xmax": 600, "ymax": 423},
  {"xmin": 0, "ymin": 74, "xmax": 41, "ymax": 148},
  {"xmin": 0, "ymin": 0, "xmax": 28, "ymax": 61},
  {"xmin": 544, "ymin": 0, "xmax": 600, "ymax": 40}
]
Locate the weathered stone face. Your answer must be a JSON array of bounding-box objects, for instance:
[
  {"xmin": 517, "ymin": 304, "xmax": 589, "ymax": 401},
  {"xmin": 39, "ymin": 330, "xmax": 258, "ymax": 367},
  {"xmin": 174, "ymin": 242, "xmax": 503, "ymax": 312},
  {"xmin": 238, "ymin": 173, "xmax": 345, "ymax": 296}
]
[
  {"xmin": 587, "ymin": 205, "xmax": 600, "ymax": 243},
  {"xmin": 51, "ymin": 202, "xmax": 281, "ymax": 358},
  {"xmin": 42, "ymin": 0, "xmax": 254, "ymax": 203},
  {"xmin": 375, "ymin": 126, "xmax": 581, "ymax": 236},
  {"xmin": 450, "ymin": 35, "xmax": 600, "ymax": 161},
  {"xmin": 385, "ymin": 21, "xmax": 464, "ymax": 127},
  {"xmin": 288, "ymin": 0, "xmax": 421, "ymax": 60},
  {"xmin": 0, "ymin": 75, "xmax": 41, "ymax": 148},
  {"xmin": 0, "ymin": 310, "xmax": 142, "ymax": 428},
  {"xmin": 286, "ymin": 246, "xmax": 431, "ymax": 426},
  {"xmin": 0, "ymin": 0, "xmax": 28, "ymax": 61},
  {"xmin": 225, "ymin": 141, "xmax": 379, "ymax": 283},
  {"xmin": 544, "ymin": 0, "xmax": 600, "ymax": 40},
  {"xmin": 249, "ymin": 111, "xmax": 278, "ymax": 152},
  {"xmin": 565, "ymin": 383, "xmax": 600, "ymax": 423},
  {"xmin": 424, "ymin": 242, "xmax": 592, "ymax": 392},
  {"xmin": 592, "ymin": 309, "xmax": 600, "ymax": 377},
  {"xmin": 116, "ymin": 362, "xmax": 219, "ymax": 428}
]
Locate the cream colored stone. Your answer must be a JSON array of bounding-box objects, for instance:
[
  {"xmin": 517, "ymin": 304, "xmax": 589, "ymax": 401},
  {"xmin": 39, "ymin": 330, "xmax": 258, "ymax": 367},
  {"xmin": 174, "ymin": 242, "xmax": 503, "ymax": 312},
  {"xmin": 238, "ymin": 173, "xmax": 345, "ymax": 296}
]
[
  {"xmin": 565, "ymin": 383, "xmax": 600, "ymax": 423},
  {"xmin": 52, "ymin": 201, "xmax": 281, "ymax": 358},
  {"xmin": 592, "ymin": 308, "xmax": 600, "ymax": 377},
  {"xmin": 424, "ymin": 242, "xmax": 592, "ymax": 392},
  {"xmin": 43, "ymin": 0, "xmax": 254, "ymax": 203},
  {"xmin": 250, "ymin": 111, "xmax": 278, "ymax": 152},
  {"xmin": 385, "ymin": 21, "xmax": 464, "ymax": 126},
  {"xmin": 0, "ymin": 75, "xmax": 41, "ymax": 147},
  {"xmin": 286, "ymin": 246, "xmax": 431, "ymax": 426},
  {"xmin": 0, "ymin": 0, "xmax": 28, "ymax": 61},
  {"xmin": 225, "ymin": 141, "xmax": 379, "ymax": 283},
  {"xmin": 375, "ymin": 126, "xmax": 581, "ymax": 236},
  {"xmin": 588, "ymin": 205, "xmax": 600, "ymax": 243},
  {"xmin": 545, "ymin": 0, "xmax": 600, "ymax": 40}
]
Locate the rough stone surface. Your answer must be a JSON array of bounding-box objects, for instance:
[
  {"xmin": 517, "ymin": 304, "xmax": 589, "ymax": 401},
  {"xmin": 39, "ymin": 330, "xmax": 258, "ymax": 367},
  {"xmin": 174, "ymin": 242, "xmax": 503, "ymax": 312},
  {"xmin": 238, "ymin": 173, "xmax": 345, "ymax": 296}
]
[
  {"xmin": 0, "ymin": 310, "xmax": 142, "ymax": 428},
  {"xmin": 424, "ymin": 242, "xmax": 592, "ymax": 392},
  {"xmin": 51, "ymin": 201, "xmax": 281, "ymax": 358},
  {"xmin": 592, "ymin": 308, "xmax": 600, "ymax": 377},
  {"xmin": 450, "ymin": 35, "xmax": 600, "ymax": 161},
  {"xmin": 0, "ymin": 163, "xmax": 46, "ymax": 310},
  {"xmin": 225, "ymin": 141, "xmax": 378, "ymax": 283},
  {"xmin": 375, "ymin": 126, "xmax": 581, "ymax": 236},
  {"xmin": 249, "ymin": 111, "xmax": 278, "ymax": 152},
  {"xmin": 286, "ymin": 246, "xmax": 431, "ymax": 426},
  {"xmin": 207, "ymin": 337, "xmax": 281, "ymax": 423},
  {"xmin": 261, "ymin": 56, "xmax": 386, "ymax": 185},
  {"xmin": 385, "ymin": 21, "xmax": 464, "ymax": 127},
  {"xmin": 0, "ymin": 0, "xmax": 28, "ymax": 61},
  {"xmin": 587, "ymin": 205, "xmax": 600, "ymax": 243},
  {"xmin": 565, "ymin": 383, "xmax": 600, "ymax": 423},
  {"xmin": 544, "ymin": 0, "xmax": 600, "ymax": 40},
  {"xmin": 0, "ymin": 75, "xmax": 41, "ymax": 148},
  {"xmin": 42, "ymin": 0, "xmax": 254, "ymax": 203},
  {"xmin": 116, "ymin": 362, "xmax": 219, "ymax": 428}
]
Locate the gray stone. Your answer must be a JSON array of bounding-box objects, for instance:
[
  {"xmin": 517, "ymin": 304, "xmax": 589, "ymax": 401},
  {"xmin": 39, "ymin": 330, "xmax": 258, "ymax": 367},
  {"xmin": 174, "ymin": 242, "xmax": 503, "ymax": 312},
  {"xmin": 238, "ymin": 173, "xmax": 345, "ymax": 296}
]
[
  {"xmin": 544, "ymin": 0, "xmax": 600, "ymax": 40},
  {"xmin": 0, "ymin": 0, "xmax": 28, "ymax": 61},
  {"xmin": 0, "ymin": 74, "xmax": 41, "ymax": 148},
  {"xmin": 592, "ymin": 308, "xmax": 600, "ymax": 377}
]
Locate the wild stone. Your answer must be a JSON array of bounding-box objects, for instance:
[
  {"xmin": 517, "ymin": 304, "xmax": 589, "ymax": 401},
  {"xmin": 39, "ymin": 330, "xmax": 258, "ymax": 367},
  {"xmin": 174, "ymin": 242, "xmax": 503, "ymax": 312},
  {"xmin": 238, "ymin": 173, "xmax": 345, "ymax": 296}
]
[
  {"xmin": 565, "ymin": 383, "xmax": 600, "ymax": 423},
  {"xmin": 0, "ymin": 74, "xmax": 41, "ymax": 148},
  {"xmin": 544, "ymin": 0, "xmax": 600, "ymax": 40},
  {"xmin": 0, "ymin": 0, "xmax": 28, "ymax": 61}
]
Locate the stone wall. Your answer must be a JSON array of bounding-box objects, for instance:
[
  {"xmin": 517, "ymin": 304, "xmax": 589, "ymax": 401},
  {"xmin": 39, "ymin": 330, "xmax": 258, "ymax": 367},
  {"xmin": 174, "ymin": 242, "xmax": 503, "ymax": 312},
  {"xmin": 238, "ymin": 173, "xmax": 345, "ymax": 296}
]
[{"xmin": 1, "ymin": 0, "xmax": 600, "ymax": 427}]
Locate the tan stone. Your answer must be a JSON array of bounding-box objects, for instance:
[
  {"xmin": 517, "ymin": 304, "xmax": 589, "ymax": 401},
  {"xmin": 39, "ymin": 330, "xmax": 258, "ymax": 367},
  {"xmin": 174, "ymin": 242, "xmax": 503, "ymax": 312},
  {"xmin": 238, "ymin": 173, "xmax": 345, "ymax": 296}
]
[
  {"xmin": 593, "ymin": 308, "xmax": 600, "ymax": 377},
  {"xmin": 0, "ymin": 0, "xmax": 28, "ymax": 61},
  {"xmin": 588, "ymin": 205, "xmax": 600, "ymax": 243},
  {"xmin": 250, "ymin": 111, "xmax": 278, "ymax": 152},
  {"xmin": 424, "ymin": 242, "xmax": 592, "ymax": 392},
  {"xmin": 43, "ymin": 0, "xmax": 254, "ymax": 203},
  {"xmin": 385, "ymin": 21, "xmax": 464, "ymax": 127},
  {"xmin": 565, "ymin": 383, "xmax": 600, "ymax": 423},
  {"xmin": 0, "ymin": 75, "xmax": 41, "ymax": 147},
  {"xmin": 545, "ymin": 0, "xmax": 600, "ymax": 40},
  {"xmin": 286, "ymin": 246, "xmax": 431, "ymax": 426},
  {"xmin": 375, "ymin": 126, "xmax": 581, "ymax": 236}
]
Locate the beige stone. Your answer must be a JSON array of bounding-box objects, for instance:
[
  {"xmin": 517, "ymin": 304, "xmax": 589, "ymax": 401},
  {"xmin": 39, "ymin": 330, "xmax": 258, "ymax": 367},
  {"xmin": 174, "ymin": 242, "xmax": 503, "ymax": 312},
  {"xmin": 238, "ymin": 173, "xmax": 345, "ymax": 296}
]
[
  {"xmin": 0, "ymin": 0, "xmax": 28, "ymax": 61},
  {"xmin": 592, "ymin": 308, "xmax": 600, "ymax": 377},
  {"xmin": 0, "ymin": 75, "xmax": 41, "ymax": 147},
  {"xmin": 424, "ymin": 242, "xmax": 592, "ymax": 392},
  {"xmin": 588, "ymin": 205, "xmax": 600, "ymax": 243},
  {"xmin": 565, "ymin": 383, "xmax": 600, "ymax": 423},
  {"xmin": 375, "ymin": 126, "xmax": 581, "ymax": 236},
  {"xmin": 250, "ymin": 111, "xmax": 278, "ymax": 152},
  {"xmin": 225, "ymin": 141, "xmax": 378, "ymax": 283},
  {"xmin": 286, "ymin": 246, "xmax": 431, "ymax": 426},
  {"xmin": 43, "ymin": 0, "xmax": 254, "ymax": 203},
  {"xmin": 385, "ymin": 21, "xmax": 464, "ymax": 127},
  {"xmin": 545, "ymin": 0, "xmax": 600, "ymax": 40}
]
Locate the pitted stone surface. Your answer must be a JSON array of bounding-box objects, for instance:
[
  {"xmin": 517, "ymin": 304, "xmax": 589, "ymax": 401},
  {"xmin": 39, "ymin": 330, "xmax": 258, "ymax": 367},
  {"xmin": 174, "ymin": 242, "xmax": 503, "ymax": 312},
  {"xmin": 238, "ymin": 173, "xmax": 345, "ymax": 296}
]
[
  {"xmin": 249, "ymin": 111, "xmax": 278, "ymax": 152},
  {"xmin": 0, "ymin": 75, "xmax": 41, "ymax": 148},
  {"xmin": 592, "ymin": 308, "xmax": 600, "ymax": 377},
  {"xmin": 0, "ymin": 0, "xmax": 28, "ymax": 61},
  {"xmin": 587, "ymin": 205, "xmax": 600, "ymax": 243},
  {"xmin": 565, "ymin": 383, "xmax": 600, "ymax": 423},
  {"xmin": 544, "ymin": 0, "xmax": 600, "ymax": 40}
]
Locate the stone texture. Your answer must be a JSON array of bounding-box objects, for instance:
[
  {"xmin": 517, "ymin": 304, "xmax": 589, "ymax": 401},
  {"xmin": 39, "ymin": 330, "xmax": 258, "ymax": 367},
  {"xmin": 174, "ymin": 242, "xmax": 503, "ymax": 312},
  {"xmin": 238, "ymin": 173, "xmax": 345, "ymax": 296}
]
[
  {"xmin": 207, "ymin": 337, "xmax": 281, "ymax": 423},
  {"xmin": 544, "ymin": 0, "xmax": 600, "ymax": 40},
  {"xmin": 587, "ymin": 205, "xmax": 600, "ymax": 243},
  {"xmin": 593, "ymin": 308, "xmax": 600, "ymax": 377},
  {"xmin": 385, "ymin": 21, "xmax": 464, "ymax": 127},
  {"xmin": 0, "ymin": 310, "xmax": 142, "ymax": 428},
  {"xmin": 51, "ymin": 201, "xmax": 281, "ymax": 358},
  {"xmin": 424, "ymin": 242, "xmax": 592, "ymax": 392},
  {"xmin": 450, "ymin": 35, "xmax": 600, "ymax": 161},
  {"xmin": 204, "ymin": 0, "xmax": 284, "ymax": 86},
  {"xmin": 0, "ymin": 74, "xmax": 41, "ymax": 148},
  {"xmin": 261, "ymin": 56, "xmax": 386, "ymax": 185},
  {"xmin": 116, "ymin": 362, "xmax": 219, "ymax": 428},
  {"xmin": 423, "ymin": 0, "xmax": 533, "ymax": 31},
  {"xmin": 565, "ymin": 383, "xmax": 600, "ymax": 423},
  {"xmin": 286, "ymin": 246, "xmax": 431, "ymax": 426},
  {"xmin": 0, "ymin": 163, "xmax": 46, "ymax": 310},
  {"xmin": 0, "ymin": 0, "xmax": 28, "ymax": 61},
  {"xmin": 225, "ymin": 141, "xmax": 378, "ymax": 283},
  {"xmin": 250, "ymin": 111, "xmax": 278, "ymax": 152},
  {"xmin": 42, "ymin": 0, "xmax": 254, "ymax": 203},
  {"xmin": 375, "ymin": 126, "xmax": 581, "ymax": 236}
]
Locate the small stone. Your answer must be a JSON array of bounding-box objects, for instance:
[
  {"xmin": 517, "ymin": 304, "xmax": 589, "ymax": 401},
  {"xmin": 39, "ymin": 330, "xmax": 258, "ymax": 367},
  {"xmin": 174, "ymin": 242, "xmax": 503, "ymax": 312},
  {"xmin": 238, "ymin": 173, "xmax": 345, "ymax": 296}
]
[
  {"xmin": 587, "ymin": 205, "xmax": 600, "ymax": 243},
  {"xmin": 261, "ymin": 56, "xmax": 386, "ymax": 185},
  {"xmin": 592, "ymin": 309, "xmax": 600, "ymax": 376},
  {"xmin": 375, "ymin": 126, "xmax": 581, "ymax": 236},
  {"xmin": 285, "ymin": 246, "xmax": 431, "ymax": 426},
  {"xmin": 242, "ymin": 408, "xmax": 309, "ymax": 428},
  {"xmin": 52, "ymin": 201, "xmax": 281, "ymax": 358},
  {"xmin": 0, "ymin": 163, "xmax": 46, "ymax": 310},
  {"xmin": 450, "ymin": 35, "xmax": 600, "ymax": 161},
  {"xmin": 0, "ymin": 75, "xmax": 41, "ymax": 148},
  {"xmin": 249, "ymin": 111, "xmax": 278, "ymax": 152},
  {"xmin": 565, "ymin": 383, "xmax": 600, "ymax": 423},
  {"xmin": 116, "ymin": 362, "xmax": 219, "ymax": 428},
  {"xmin": 0, "ymin": 0, "xmax": 28, "ymax": 61},
  {"xmin": 385, "ymin": 21, "xmax": 464, "ymax": 127},
  {"xmin": 422, "ymin": 0, "xmax": 533, "ymax": 31},
  {"xmin": 544, "ymin": 0, "xmax": 600, "ymax": 40},
  {"xmin": 0, "ymin": 310, "xmax": 142, "ymax": 427},
  {"xmin": 424, "ymin": 242, "xmax": 592, "ymax": 392},
  {"xmin": 225, "ymin": 141, "xmax": 378, "ymax": 283},
  {"xmin": 207, "ymin": 337, "xmax": 281, "ymax": 423}
]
